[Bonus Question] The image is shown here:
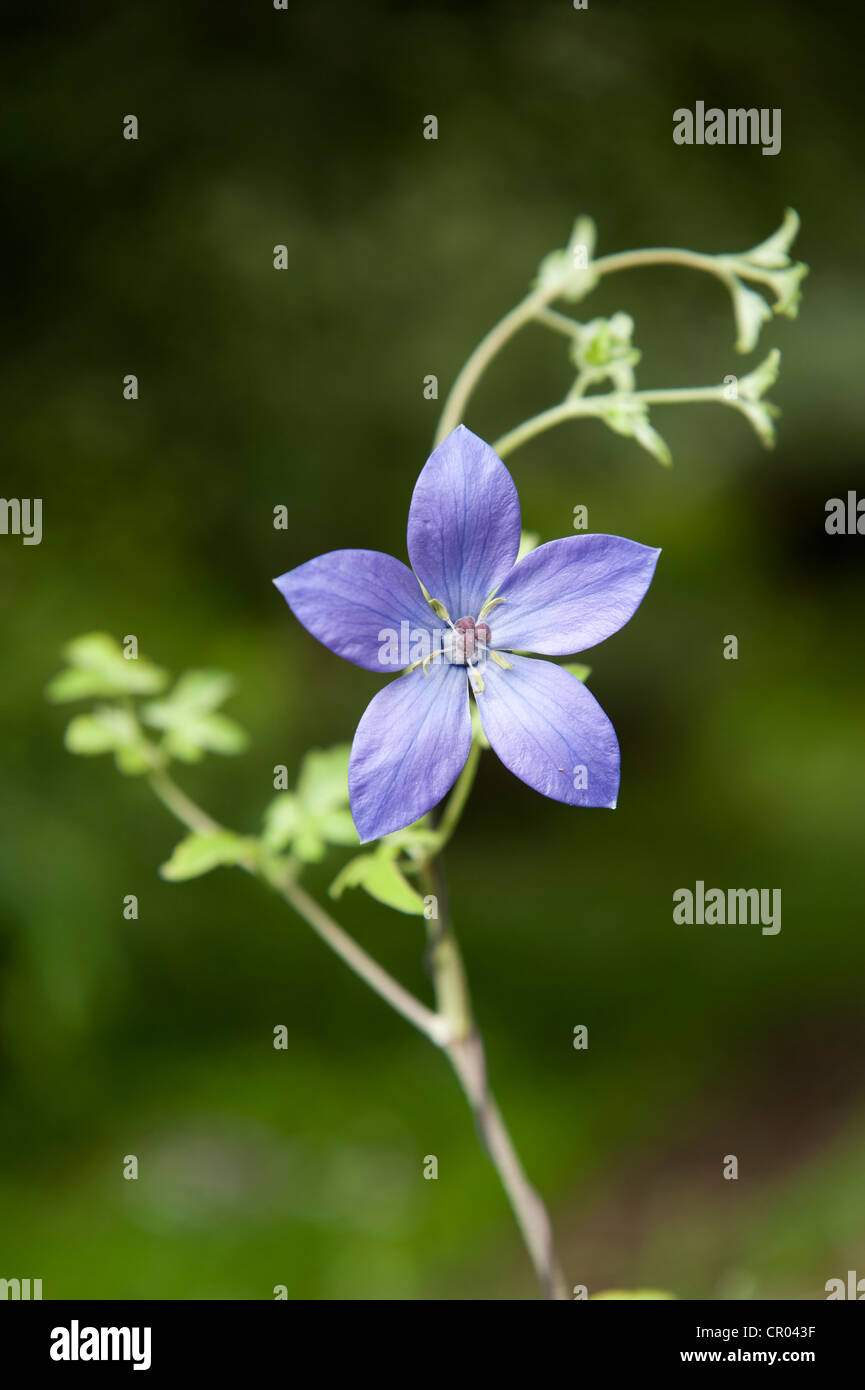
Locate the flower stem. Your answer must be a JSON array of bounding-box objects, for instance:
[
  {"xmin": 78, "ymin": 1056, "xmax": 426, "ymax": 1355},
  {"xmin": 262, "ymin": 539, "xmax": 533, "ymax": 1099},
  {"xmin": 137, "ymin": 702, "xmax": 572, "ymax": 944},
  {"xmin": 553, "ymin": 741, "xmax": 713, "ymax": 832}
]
[
  {"xmin": 147, "ymin": 769, "xmax": 449, "ymax": 1047},
  {"xmin": 148, "ymin": 760, "xmax": 566, "ymax": 1297},
  {"xmin": 591, "ymin": 245, "xmax": 737, "ymax": 291},
  {"xmin": 433, "ymin": 736, "xmax": 482, "ymax": 852},
  {"xmin": 434, "ymin": 286, "xmax": 554, "ymax": 444},
  {"xmin": 434, "ymin": 246, "xmax": 736, "ymax": 444},
  {"xmin": 447, "ymin": 1031, "xmax": 569, "ymax": 1301},
  {"xmin": 493, "ymin": 386, "xmax": 726, "ymax": 460},
  {"xmin": 421, "ymin": 854, "xmax": 568, "ymax": 1300}
]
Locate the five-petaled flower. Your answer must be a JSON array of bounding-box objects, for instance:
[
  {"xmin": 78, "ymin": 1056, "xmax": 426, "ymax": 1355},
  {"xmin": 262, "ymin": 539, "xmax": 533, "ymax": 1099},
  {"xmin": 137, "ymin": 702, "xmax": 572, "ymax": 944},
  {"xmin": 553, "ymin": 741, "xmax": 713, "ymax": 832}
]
[{"xmin": 274, "ymin": 426, "xmax": 660, "ymax": 842}]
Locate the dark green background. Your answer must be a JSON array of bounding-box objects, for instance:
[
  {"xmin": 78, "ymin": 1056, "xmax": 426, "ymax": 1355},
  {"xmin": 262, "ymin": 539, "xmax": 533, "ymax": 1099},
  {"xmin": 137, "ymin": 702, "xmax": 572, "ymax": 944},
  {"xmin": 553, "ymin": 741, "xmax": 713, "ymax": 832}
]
[{"xmin": 2, "ymin": 0, "xmax": 863, "ymax": 1299}]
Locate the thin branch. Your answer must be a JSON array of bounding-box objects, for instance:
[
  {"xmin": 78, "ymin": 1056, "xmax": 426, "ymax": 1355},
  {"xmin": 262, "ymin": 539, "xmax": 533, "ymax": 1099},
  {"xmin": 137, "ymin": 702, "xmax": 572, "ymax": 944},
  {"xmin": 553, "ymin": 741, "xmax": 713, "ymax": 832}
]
[{"xmin": 147, "ymin": 769, "xmax": 449, "ymax": 1047}]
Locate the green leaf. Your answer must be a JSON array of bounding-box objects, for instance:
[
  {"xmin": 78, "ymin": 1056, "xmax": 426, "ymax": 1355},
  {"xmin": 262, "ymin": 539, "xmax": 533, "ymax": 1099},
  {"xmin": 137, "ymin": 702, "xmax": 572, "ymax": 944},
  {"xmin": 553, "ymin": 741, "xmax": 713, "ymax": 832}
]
[
  {"xmin": 569, "ymin": 312, "xmax": 641, "ymax": 394},
  {"xmin": 142, "ymin": 670, "xmax": 249, "ymax": 759},
  {"xmin": 63, "ymin": 705, "xmax": 154, "ymax": 775},
  {"xmin": 534, "ymin": 215, "xmax": 599, "ymax": 303},
  {"xmin": 317, "ymin": 808, "xmax": 361, "ymax": 846},
  {"xmin": 735, "ymin": 349, "xmax": 781, "ymax": 448},
  {"xmin": 562, "ymin": 663, "xmax": 592, "ymax": 683},
  {"xmin": 146, "ymin": 669, "xmax": 235, "ymax": 718},
  {"xmin": 739, "ymin": 207, "xmax": 800, "ymax": 268},
  {"xmin": 730, "ymin": 280, "xmax": 773, "ymax": 354},
  {"xmin": 64, "ymin": 711, "xmax": 126, "ymax": 754},
  {"xmin": 261, "ymin": 793, "xmax": 301, "ymax": 853},
  {"xmin": 159, "ymin": 831, "xmax": 256, "ymax": 881},
  {"xmin": 330, "ymin": 851, "xmax": 426, "ymax": 916},
  {"xmin": 296, "ymin": 745, "xmax": 351, "ymax": 813},
  {"xmin": 47, "ymin": 632, "xmax": 169, "ymax": 702},
  {"xmin": 260, "ymin": 745, "xmax": 357, "ymax": 860},
  {"xmin": 600, "ymin": 400, "xmax": 672, "ymax": 468}
]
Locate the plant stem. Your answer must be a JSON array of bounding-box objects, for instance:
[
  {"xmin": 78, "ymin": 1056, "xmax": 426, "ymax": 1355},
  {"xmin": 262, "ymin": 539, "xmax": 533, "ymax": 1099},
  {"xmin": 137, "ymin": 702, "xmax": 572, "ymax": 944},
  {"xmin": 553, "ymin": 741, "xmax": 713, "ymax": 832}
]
[
  {"xmin": 433, "ymin": 737, "xmax": 482, "ymax": 853},
  {"xmin": 493, "ymin": 386, "xmax": 726, "ymax": 460},
  {"xmin": 148, "ymin": 759, "xmax": 566, "ymax": 1298},
  {"xmin": 434, "ymin": 286, "xmax": 554, "ymax": 444},
  {"xmin": 434, "ymin": 246, "xmax": 736, "ymax": 444},
  {"xmin": 448, "ymin": 1032, "xmax": 569, "ymax": 1301},
  {"xmin": 591, "ymin": 245, "xmax": 737, "ymax": 292},
  {"xmin": 420, "ymin": 854, "xmax": 568, "ymax": 1300},
  {"xmin": 147, "ymin": 769, "xmax": 449, "ymax": 1047}
]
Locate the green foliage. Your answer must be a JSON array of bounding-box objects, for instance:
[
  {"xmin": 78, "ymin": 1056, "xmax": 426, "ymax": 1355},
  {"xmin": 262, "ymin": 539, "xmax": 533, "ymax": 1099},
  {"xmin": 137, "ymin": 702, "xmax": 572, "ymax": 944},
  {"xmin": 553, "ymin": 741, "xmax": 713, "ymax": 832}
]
[
  {"xmin": 534, "ymin": 214, "xmax": 599, "ymax": 302},
  {"xmin": 598, "ymin": 398, "xmax": 672, "ymax": 468},
  {"xmin": 142, "ymin": 670, "xmax": 249, "ymax": 762},
  {"xmin": 160, "ymin": 831, "xmax": 258, "ymax": 881},
  {"xmin": 330, "ymin": 822, "xmax": 439, "ymax": 916},
  {"xmin": 63, "ymin": 706, "xmax": 155, "ymax": 776},
  {"xmin": 49, "ymin": 637, "xmax": 250, "ymax": 776},
  {"xmin": 261, "ymin": 745, "xmax": 358, "ymax": 863},
  {"xmin": 46, "ymin": 632, "xmax": 168, "ymax": 702},
  {"xmin": 569, "ymin": 312, "xmax": 641, "ymax": 394},
  {"xmin": 720, "ymin": 208, "xmax": 808, "ymax": 351},
  {"xmin": 331, "ymin": 848, "xmax": 426, "ymax": 916},
  {"xmin": 734, "ymin": 349, "xmax": 782, "ymax": 448}
]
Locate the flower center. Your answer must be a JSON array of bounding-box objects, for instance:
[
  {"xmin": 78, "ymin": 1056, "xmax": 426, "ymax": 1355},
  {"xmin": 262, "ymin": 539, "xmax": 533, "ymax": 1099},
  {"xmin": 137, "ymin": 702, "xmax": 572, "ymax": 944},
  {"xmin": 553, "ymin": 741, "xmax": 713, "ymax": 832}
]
[{"xmin": 444, "ymin": 615, "xmax": 491, "ymax": 665}]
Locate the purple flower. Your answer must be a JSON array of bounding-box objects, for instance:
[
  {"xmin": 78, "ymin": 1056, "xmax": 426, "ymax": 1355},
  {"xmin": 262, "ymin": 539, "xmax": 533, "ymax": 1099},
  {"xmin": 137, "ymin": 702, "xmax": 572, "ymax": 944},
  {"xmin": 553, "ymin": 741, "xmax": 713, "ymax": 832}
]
[{"xmin": 274, "ymin": 426, "xmax": 660, "ymax": 842}]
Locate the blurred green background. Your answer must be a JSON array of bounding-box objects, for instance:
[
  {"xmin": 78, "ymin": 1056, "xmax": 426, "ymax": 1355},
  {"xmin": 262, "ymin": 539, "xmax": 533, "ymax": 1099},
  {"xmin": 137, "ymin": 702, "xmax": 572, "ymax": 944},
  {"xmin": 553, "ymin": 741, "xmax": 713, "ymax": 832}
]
[{"xmin": 2, "ymin": 0, "xmax": 864, "ymax": 1300}]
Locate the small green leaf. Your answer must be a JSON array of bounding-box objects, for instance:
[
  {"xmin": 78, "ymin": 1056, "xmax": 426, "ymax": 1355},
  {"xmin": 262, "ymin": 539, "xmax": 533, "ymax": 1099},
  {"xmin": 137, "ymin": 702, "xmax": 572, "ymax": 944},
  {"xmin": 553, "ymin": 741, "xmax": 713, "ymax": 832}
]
[
  {"xmin": 569, "ymin": 312, "xmax": 641, "ymax": 394},
  {"xmin": 261, "ymin": 793, "xmax": 301, "ymax": 853},
  {"xmin": 260, "ymin": 745, "xmax": 356, "ymax": 862},
  {"xmin": 317, "ymin": 809, "xmax": 360, "ymax": 846},
  {"xmin": 142, "ymin": 670, "xmax": 249, "ymax": 759},
  {"xmin": 562, "ymin": 663, "xmax": 592, "ymax": 683},
  {"xmin": 738, "ymin": 207, "xmax": 800, "ymax": 268},
  {"xmin": 64, "ymin": 705, "xmax": 154, "ymax": 775},
  {"xmin": 600, "ymin": 400, "xmax": 672, "ymax": 468},
  {"xmin": 159, "ymin": 831, "xmax": 256, "ymax": 881},
  {"xmin": 330, "ymin": 851, "xmax": 426, "ymax": 916},
  {"xmin": 64, "ymin": 712, "xmax": 126, "ymax": 754},
  {"xmin": 47, "ymin": 632, "xmax": 169, "ymax": 701},
  {"xmin": 534, "ymin": 215, "xmax": 599, "ymax": 303},
  {"xmin": 296, "ymin": 745, "xmax": 351, "ymax": 813},
  {"xmin": 730, "ymin": 280, "xmax": 773, "ymax": 354}
]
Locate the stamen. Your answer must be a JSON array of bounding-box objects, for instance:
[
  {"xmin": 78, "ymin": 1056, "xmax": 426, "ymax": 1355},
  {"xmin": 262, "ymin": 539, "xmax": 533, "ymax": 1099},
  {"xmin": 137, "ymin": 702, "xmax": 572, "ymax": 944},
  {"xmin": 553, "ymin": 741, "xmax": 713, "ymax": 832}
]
[{"xmin": 478, "ymin": 595, "xmax": 507, "ymax": 620}]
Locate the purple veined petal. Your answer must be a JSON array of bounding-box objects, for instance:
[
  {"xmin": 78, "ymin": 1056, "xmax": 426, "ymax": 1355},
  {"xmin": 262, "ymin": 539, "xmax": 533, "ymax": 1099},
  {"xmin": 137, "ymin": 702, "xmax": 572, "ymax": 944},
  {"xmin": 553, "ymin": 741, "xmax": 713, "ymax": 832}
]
[
  {"xmin": 274, "ymin": 549, "xmax": 439, "ymax": 673},
  {"xmin": 490, "ymin": 534, "xmax": 661, "ymax": 655},
  {"xmin": 407, "ymin": 425, "xmax": 522, "ymax": 621},
  {"xmin": 474, "ymin": 653, "xmax": 620, "ymax": 808},
  {"xmin": 349, "ymin": 661, "xmax": 472, "ymax": 842}
]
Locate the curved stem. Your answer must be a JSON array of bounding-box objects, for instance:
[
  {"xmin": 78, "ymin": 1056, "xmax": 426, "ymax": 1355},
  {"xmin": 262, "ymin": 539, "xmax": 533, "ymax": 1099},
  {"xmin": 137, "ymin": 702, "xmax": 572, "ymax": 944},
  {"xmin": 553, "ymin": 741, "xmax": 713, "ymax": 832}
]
[
  {"xmin": 148, "ymin": 761, "xmax": 565, "ymax": 1297},
  {"xmin": 493, "ymin": 386, "xmax": 726, "ymax": 460},
  {"xmin": 434, "ymin": 247, "xmax": 737, "ymax": 445},
  {"xmin": 421, "ymin": 854, "xmax": 568, "ymax": 1300},
  {"xmin": 147, "ymin": 769, "xmax": 449, "ymax": 1047},
  {"xmin": 591, "ymin": 245, "xmax": 738, "ymax": 292},
  {"xmin": 434, "ymin": 286, "xmax": 553, "ymax": 445}
]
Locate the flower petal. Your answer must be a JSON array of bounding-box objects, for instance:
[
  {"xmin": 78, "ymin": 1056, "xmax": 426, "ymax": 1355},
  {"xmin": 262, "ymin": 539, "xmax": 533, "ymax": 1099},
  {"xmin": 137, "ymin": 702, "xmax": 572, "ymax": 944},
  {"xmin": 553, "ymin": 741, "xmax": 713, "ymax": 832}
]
[
  {"xmin": 274, "ymin": 550, "xmax": 437, "ymax": 672},
  {"xmin": 349, "ymin": 662, "xmax": 471, "ymax": 841},
  {"xmin": 474, "ymin": 654, "xmax": 620, "ymax": 808},
  {"xmin": 489, "ymin": 534, "xmax": 660, "ymax": 655},
  {"xmin": 407, "ymin": 425, "xmax": 521, "ymax": 620}
]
